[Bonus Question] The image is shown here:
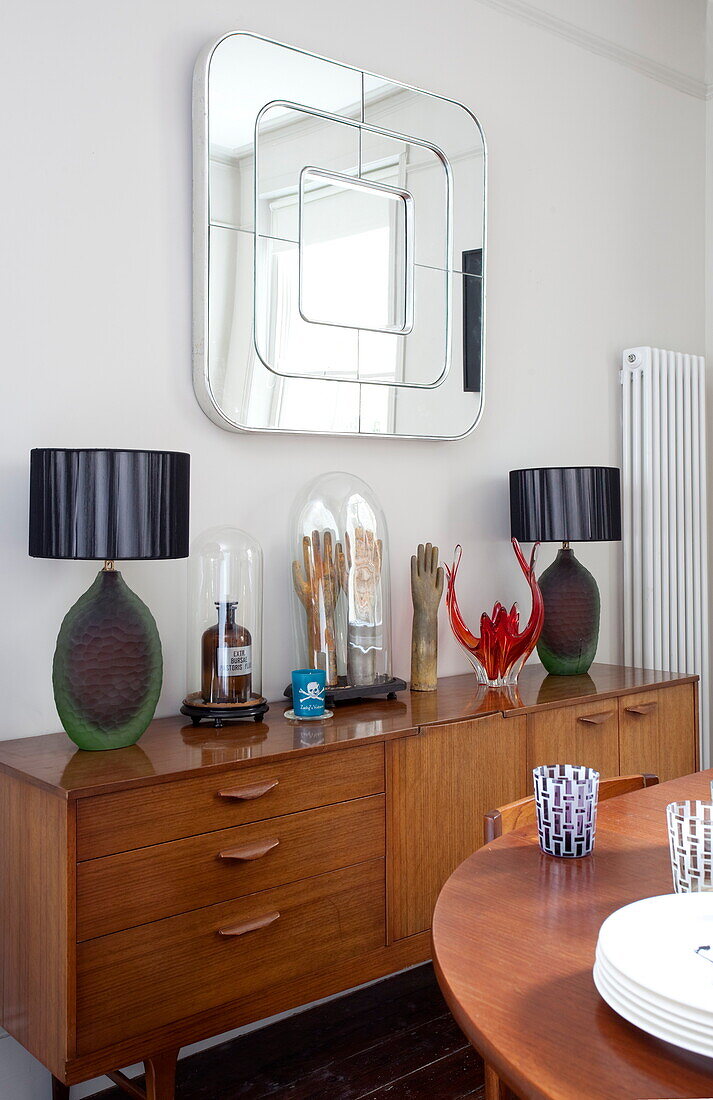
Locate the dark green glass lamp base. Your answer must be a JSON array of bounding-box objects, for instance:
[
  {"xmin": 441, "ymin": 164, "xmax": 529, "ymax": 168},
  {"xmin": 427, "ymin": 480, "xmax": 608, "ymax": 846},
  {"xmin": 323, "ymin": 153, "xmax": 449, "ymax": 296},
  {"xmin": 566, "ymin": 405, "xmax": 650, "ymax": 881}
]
[
  {"xmin": 536, "ymin": 547, "xmax": 600, "ymax": 676},
  {"xmin": 52, "ymin": 568, "xmax": 163, "ymax": 751}
]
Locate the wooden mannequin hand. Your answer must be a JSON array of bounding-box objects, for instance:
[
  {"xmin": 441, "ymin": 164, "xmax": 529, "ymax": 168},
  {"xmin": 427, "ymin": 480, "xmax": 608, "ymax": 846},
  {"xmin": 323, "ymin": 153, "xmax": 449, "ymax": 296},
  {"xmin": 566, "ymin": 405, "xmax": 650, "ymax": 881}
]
[
  {"xmin": 411, "ymin": 543, "xmax": 444, "ymax": 691},
  {"xmin": 292, "ymin": 531, "xmax": 339, "ymax": 682},
  {"xmin": 411, "ymin": 543, "xmax": 444, "ymax": 616}
]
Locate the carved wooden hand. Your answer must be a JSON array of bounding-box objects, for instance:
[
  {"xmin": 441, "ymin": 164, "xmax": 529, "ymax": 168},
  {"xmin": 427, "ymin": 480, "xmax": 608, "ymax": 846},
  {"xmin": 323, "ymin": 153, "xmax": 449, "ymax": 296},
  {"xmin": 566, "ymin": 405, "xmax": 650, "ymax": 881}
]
[
  {"xmin": 335, "ymin": 527, "xmax": 384, "ymax": 687},
  {"xmin": 291, "ymin": 530, "xmax": 340, "ymax": 685},
  {"xmin": 336, "ymin": 528, "xmax": 383, "ymax": 624},
  {"xmin": 411, "ymin": 542, "xmax": 444, "ymax": 691}
]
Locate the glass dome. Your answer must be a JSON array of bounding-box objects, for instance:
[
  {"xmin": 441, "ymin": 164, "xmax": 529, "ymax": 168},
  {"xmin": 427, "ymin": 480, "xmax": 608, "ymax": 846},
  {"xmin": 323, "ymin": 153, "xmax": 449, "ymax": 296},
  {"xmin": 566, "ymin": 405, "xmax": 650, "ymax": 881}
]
[
  {"xmin": 183, "ymin": 526, "xmax": 267, "ymax": 726},
  {"xmin": 289, "ymin": 472, "xmax": 403, "ymax": 699}
]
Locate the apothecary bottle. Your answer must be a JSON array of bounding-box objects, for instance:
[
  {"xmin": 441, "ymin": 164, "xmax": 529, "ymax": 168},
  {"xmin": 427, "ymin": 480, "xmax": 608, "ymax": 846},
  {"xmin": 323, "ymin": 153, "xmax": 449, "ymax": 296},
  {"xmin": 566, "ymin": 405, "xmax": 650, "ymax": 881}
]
[
  {"xmin": 187, "ymin": 527, "xmax": 263, "ymax": 708},
  {"xmin": 289, "ymin": 472, "xmax": 393, "ymax": 688},
  {"xmin": 201, "ymin": 601, "xmax": 252, "ymax": 703}
]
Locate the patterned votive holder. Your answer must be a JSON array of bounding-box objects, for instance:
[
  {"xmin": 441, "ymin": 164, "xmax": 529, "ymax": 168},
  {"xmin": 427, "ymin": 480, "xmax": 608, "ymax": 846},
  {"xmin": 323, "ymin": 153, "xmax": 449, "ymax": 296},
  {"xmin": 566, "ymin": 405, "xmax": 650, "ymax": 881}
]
[
  {"xmin": 533, "ymin": 764, "xmax": 600, "ymax": 858},
  {"xmin": 666, "ymin": 800, "xmax": 713, "ymax": 892}
]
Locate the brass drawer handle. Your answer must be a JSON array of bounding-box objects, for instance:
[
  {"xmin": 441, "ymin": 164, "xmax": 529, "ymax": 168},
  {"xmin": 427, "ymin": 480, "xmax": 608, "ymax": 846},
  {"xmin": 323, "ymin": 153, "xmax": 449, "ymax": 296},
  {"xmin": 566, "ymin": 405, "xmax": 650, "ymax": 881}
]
[
  {"xmin": 219, "ymin": 838, "xmax": 279, "ymax": 861},
  {"xmin": 577, "ymin": 711, "xmax": 615, "ymax": 725},
  {"xmin": 218, "ymin": 780, "xmax": 279, "ymax": 801},
  {"xmin": 218, "ymin": 911, "xmax": 280, "ymax": 937},
  {"xmin": 624, "ymin": 702, "xmax": 658, "ymax": 716}
]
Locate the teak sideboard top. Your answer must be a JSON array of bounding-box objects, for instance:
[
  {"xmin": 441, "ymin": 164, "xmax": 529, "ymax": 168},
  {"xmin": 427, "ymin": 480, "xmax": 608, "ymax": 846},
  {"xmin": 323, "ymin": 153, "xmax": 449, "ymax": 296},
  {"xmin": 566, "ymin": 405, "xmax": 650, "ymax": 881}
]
[{"xmin": 0, "ymin": 664, "xmax": 698, "ymax": 799}]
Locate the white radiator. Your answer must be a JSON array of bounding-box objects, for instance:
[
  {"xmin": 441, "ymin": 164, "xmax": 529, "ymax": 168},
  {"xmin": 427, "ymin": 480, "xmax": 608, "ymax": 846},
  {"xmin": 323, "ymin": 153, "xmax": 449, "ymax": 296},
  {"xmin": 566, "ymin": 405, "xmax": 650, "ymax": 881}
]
[{"xmin": 621, "ymin": 347, "xmax": 709, "ymax": 766}]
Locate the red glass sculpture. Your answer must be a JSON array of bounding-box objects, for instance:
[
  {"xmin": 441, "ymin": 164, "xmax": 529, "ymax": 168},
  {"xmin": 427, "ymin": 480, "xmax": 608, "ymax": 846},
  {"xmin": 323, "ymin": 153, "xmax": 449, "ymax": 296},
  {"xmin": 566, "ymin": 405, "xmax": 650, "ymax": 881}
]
[{"xmin": 444, "ymin": 539, "xmax": 544, "ymax": 686}]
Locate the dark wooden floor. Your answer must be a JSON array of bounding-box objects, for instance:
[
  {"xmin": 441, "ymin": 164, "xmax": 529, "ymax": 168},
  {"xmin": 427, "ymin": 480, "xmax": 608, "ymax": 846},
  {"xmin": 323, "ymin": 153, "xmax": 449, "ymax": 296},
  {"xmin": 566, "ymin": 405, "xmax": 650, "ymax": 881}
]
[{"xmin": 91, "ymin": 964, "xmax": 484, "ymax": 1099}]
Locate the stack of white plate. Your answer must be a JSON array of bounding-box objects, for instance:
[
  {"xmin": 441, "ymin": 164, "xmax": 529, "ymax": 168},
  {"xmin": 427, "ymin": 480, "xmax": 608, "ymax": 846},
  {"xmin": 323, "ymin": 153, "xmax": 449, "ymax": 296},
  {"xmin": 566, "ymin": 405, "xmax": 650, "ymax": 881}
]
[{"xmin": 593, "ymin": 893, "xmax": 713, "ymax": 1057}]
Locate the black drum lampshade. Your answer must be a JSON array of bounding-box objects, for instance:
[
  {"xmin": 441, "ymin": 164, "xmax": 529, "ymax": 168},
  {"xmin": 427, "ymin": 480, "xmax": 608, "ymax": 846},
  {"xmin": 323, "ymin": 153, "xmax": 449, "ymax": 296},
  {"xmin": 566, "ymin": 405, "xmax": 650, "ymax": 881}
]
[
  {"xmin": 29, "ymin": 449, "xmax": 190, "ymax": 751},
  {"xmin": 29, "ymin": 448, "xmax": 190, "ymax": 560},
  {"xmin": 509, "ymin": 467, "xmax": 621, "ymax": 676},
  {"xmin": 509, "ymin": 467, "xmax": 621, "ymax": 545}
]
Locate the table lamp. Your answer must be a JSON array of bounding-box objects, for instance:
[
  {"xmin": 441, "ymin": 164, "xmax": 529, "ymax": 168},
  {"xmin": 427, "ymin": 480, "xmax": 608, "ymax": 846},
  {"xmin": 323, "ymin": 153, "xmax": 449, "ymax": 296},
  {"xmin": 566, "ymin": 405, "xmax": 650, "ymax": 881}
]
[
  {"xmin": 29, "ymin": 448, "xmax": 190, "ymax": 750},
  {"xmin": 509, "ymin": 467, "xmax": 621, "ymax": 675}
]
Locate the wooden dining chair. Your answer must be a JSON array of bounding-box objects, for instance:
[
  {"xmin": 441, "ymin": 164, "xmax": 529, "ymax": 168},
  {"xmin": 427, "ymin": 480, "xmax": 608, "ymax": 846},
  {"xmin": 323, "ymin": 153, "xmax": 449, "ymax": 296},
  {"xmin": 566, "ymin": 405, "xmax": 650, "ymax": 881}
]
[{"xmin": 483, "ymin": 773, "xmax": 659, "ymax": 844}]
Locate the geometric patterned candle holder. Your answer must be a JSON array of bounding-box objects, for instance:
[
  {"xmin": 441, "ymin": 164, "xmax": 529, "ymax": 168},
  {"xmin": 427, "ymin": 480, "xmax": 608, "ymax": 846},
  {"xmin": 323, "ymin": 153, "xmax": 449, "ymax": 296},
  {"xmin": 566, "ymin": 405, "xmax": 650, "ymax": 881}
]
[
  {"xmin": 533, "ymin": 764, "xmax": 600, "ymax": 858},
  {"xmin": 666, "ymin": 800, "xmax": 713, "ymax": 893}
]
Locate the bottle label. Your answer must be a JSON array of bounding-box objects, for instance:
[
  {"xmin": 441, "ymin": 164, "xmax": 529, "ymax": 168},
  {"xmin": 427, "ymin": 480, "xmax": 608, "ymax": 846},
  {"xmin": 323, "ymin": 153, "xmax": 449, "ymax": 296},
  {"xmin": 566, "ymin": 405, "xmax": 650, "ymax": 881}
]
[{"xmin": 217, "ymin": 646, "xmax": 252, "ymax": 677}]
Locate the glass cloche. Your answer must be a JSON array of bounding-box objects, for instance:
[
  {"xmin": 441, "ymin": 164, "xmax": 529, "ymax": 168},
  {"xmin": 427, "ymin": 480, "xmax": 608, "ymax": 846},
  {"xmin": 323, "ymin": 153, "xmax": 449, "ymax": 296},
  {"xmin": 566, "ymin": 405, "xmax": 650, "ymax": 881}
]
[
  {"xmin": 182, "ymin": 527, "xmax": 267, "ymax": 726},
  {"xmin": 288, "ymin": 472, "xmax": 405, "ymax": 702}
]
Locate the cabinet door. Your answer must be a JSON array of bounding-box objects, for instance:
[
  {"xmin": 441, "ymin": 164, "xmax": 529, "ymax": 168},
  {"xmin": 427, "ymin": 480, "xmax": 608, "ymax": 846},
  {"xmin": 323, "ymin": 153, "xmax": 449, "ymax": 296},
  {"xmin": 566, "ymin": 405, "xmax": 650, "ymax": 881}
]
[
  {"xmin": 387, "ymin": 713, "xmax": 527, "ymax": 942},
  {"xmin": 527, "ymin": 701, "xmax": 619, "ymax": 778},
  {"xmin": 619, "ymin": 684, "xmax": 696, "ymax": 782}
]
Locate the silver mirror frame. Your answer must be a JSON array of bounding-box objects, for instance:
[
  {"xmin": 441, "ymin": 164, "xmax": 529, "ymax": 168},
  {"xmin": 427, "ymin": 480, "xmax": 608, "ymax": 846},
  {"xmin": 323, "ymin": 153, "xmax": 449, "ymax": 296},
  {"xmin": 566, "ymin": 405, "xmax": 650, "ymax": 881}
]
[{"xmin": 192, "ymin": 31, "xmax": 487, "ymax": 439}]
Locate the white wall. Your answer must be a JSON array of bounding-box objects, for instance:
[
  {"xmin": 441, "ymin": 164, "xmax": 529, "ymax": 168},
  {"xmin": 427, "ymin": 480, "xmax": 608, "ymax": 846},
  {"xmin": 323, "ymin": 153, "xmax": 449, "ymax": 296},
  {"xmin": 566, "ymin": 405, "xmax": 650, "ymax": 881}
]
[
  {"xmin": 0, "ymin": 0, "xmax": 707, "ymax": 1095},
  {"xmin": 498, "ymin": 0, "xmax": 707, "ymax": 82}
]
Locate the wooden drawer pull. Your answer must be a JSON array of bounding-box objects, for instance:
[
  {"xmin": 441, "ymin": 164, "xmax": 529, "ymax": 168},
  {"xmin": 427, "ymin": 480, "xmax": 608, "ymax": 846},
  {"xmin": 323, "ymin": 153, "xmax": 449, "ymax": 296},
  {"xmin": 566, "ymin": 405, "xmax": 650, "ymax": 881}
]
[
  {"xmin": 624, "ymin": 702, "xmax": 658, "ymax": 716},
  {"xmin": 218, "ymin": 911, "xmax": 280, "ymax": 937},
  {"xmin": 219, "ymin": 838, "xmax": 279, "ymax": 861},
  {"xmin": 577, "ymin": 711, "xmax": 615, "ymax": 725},
  {"xmin": 218, "ymin": 780, "xmax": 279, "ymax": 801}
]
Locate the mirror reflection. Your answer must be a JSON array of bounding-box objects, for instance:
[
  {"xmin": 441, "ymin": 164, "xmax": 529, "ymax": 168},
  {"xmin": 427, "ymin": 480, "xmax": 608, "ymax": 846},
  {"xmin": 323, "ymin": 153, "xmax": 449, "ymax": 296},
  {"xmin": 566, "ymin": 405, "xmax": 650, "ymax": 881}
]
[{"xmin": 298, "ymin": 169, "xmax": 413, "ymax": 334}]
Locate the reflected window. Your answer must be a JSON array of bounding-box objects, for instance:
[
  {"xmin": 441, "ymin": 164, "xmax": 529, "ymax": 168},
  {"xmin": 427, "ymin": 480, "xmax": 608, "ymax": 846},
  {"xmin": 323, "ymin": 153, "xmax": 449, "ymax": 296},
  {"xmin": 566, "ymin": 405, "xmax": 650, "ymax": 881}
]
[
  {"xmin": 253, "ymin": 161, "xmax": 408, "ymax": 430},
  {"xmin": 299, "ymin": 168, "xmax": 413, "ymax": 333}
]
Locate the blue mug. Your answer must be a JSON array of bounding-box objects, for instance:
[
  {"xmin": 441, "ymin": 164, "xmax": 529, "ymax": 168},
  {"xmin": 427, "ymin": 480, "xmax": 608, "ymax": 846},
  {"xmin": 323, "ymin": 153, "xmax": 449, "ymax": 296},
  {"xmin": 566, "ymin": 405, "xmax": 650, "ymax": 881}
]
[{"xmin": 291, "ymin": 668, "xmax": 326, "ymax": 717}]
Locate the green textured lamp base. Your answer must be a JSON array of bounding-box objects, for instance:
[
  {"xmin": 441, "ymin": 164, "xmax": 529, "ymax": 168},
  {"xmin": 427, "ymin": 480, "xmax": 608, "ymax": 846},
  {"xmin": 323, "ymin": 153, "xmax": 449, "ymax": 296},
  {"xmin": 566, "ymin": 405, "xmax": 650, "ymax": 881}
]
[
  {"xmin": 536, "ymin": 547, "xmax": 600, "ymax": 676},
  {"xmin": 52, "ymin": 568, "xmax": 163, "ymax": 751}
]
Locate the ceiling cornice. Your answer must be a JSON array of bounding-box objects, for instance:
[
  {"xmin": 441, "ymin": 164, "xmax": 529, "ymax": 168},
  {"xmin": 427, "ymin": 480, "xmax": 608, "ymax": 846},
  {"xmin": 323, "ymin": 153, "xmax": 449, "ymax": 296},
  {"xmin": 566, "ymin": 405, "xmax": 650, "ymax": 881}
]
[{"xmin": 473, "ymin": 0, "xmax": 707, "ymax": 100}]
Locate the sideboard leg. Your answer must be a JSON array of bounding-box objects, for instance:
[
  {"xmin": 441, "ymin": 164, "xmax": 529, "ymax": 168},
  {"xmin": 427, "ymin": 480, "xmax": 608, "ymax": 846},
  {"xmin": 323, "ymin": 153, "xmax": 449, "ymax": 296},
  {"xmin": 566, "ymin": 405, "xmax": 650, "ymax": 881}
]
[
  {"xmin": 484, "ymin": 1062, "xmax": 518, "ymax": 1100},
  {"xmin": 143, "ymin": 1049, "xmax": 179, "ymax": 1100},
  {"xmin": 51, "ymin": 1077, "xmax": 70, "ymax": 1100}
]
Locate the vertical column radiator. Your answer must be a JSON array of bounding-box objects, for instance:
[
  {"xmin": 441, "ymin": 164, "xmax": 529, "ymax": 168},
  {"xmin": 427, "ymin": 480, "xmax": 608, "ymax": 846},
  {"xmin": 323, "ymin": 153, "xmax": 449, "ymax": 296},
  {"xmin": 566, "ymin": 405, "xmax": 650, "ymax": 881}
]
[{"xmin": 621, "ymin": 347, "xmax": 709, "ymax": 766}]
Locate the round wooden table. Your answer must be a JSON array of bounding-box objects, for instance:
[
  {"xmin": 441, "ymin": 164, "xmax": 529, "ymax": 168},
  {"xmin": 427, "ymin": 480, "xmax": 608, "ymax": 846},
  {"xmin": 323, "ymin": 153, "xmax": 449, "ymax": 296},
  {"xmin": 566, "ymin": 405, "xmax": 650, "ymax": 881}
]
[{"xmin": 432, "ymin": 769, "xmax": 713, "ymax": 1100}]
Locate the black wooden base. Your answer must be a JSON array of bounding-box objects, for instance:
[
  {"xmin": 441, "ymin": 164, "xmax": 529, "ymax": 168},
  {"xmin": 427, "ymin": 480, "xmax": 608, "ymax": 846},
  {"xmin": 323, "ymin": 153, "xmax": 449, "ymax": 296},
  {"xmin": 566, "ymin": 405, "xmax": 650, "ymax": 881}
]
[
  {"xmin": 284, "ymin": 676, "xmax": 407, "ymax": 706},
  {"xmin": 180, "ymin": 698, "xmax": 269, "ymax": 728}
]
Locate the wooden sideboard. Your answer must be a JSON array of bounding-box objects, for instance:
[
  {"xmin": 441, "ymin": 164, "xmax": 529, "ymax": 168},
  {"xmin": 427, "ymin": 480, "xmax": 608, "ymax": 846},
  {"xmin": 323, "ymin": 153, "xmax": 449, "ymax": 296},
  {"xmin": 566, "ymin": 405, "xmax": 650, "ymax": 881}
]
[{"xmin": 0, "ymin": 664, "xmax": 698, "ymax": 1099}]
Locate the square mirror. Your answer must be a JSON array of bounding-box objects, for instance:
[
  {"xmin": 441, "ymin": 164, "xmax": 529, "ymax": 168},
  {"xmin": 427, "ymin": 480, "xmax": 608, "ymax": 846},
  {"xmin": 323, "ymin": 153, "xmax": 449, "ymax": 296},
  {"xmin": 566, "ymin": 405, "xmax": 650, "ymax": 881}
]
[{"xmin": 194, "ymin": 32, "xmax": 486, "ymax": 438}]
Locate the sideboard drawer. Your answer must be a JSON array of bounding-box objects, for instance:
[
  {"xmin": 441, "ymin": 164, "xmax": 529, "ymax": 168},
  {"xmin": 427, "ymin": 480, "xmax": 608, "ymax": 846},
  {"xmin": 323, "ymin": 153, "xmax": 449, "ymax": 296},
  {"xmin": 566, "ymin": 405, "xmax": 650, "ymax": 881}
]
[
  {"xmin": 76, "ymin": 858, "xmax": 385, "ymax": 1053},
  {"xmin": 527, "ymin": 701, "xmax": 620, "ymax": 777},
  {"xmin": 619, "ymin": 684, "xmax": 696, "ymax": 782},
  {"xmin": 76, "ymin": 744, "xmax": 385, "ymax": 858},
  {"xmin": 77, "ymin": 794, "xmax": 386, "ymax": 939}
]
